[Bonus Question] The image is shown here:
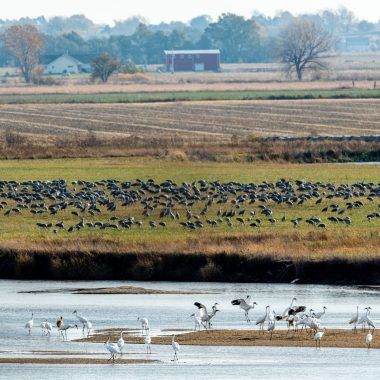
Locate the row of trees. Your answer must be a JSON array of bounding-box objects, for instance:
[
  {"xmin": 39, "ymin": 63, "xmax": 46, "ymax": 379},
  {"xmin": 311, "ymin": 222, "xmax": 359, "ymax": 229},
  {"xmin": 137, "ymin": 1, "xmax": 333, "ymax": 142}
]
[{"xmin": 3, "ymin": 17, "xmax": 334, "ymax": 83}]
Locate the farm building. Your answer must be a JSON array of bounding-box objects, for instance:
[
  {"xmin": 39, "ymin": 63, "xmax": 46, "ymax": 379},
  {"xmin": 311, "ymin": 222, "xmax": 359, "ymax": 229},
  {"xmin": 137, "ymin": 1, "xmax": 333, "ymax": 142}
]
[
  {"xmin": 163, "ymin": 50, "xmax": 220, "ymax": 72},
  {"xmin": 42, "ymin": 53, "xmax": 92, "ymax": 74}
]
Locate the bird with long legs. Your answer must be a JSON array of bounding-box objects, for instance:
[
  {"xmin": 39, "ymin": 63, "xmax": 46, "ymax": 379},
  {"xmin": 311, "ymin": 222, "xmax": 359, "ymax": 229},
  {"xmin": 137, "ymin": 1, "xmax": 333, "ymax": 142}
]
[
  {"xmin": 256, "ymin": 306, "xmax": 270, "ymax": 333},
  {"xmin": 348, "ymin": 306, "xmax": 359, "ymax": 333},
  {"xmin": 105, "ymin": 337, "xmax": 120, "ymax": 363},
  {"xmin": 117, "ymin": 331, "xmax": 126, "ymax": 354},
  {"xmin": 58, "ymin": 324, "xmax": 78, "ymax": 340},
  {"xmin": 25, "ymin": 313, "xmax": 34, "ymax": 335},
  {"xmin": 313, "ymin": 306, "xmax": 327, "ymax": 319},
  {"xmin": 171, "ymin": 335, "xmax": 180, "ymax": 361},
  {"xmin": 231, "ymin": 296, "xmax": 257, "ymax": 323},
  {"xmin": 144, "ymin": 333, "xmax": 152, "ymax": 354},
  {"xmin": 194, "ymin": 302, "xmax": 219, "ymax": 329},
  {"xmin": 358, "ymin": 307, "xmax": 371, "ymax": 331},
  {"xmin": 73, "ymin": 310, "xmax": 91, "ymax": 336},
  {"xmin": 190, "ymin": 313, "xmax": 202, "ymax": 331},
  {"xmin": 366, "ymin": 329, "xmax": 373, "ymax": 349},
  {"xmin": 314, "ymin": 328, "xmax": 326, "ymax": 348},
  {"xmin": 137, "ymin": 317, "xmax": 149, "ymax": 335}
]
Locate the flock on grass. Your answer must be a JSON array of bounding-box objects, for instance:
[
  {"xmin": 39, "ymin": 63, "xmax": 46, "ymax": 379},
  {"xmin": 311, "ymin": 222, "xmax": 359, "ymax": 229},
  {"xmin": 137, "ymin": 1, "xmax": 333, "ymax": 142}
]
[
  {"xmin": 0, "ymin": 178, "xmax": 378, "ymax": 233},
  {"xmin": 24, "ymin": 297, "xmax": 376, "ymax": 363}
]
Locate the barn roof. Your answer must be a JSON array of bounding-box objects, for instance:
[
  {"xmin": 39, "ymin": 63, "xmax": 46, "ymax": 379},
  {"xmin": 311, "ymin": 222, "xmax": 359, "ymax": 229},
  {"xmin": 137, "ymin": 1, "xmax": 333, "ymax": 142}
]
[
  {"xmin": 40, "ymin": 53, "xmax": 96, "ymax": 65},
  {"xmin": 163, "ymin": 49, "xmax": 220, "ymax": 55}
]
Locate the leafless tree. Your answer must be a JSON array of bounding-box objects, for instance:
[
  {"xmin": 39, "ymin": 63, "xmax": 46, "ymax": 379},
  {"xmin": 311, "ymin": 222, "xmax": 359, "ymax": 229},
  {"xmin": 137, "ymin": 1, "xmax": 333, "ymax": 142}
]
[
  {"xmin": 3, "ymin": 24, "xmax": 44, "ymax": 83},
  {"xmin": 278, "ymin": 19, "xmax": 334, "ymax": 80}
]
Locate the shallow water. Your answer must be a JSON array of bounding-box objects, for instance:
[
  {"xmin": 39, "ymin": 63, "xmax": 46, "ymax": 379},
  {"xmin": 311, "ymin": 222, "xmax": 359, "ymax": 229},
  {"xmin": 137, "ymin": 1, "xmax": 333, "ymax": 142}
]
[{"xmin": 0, "ymin": 280, "xmax": 379, "ymax": 379}]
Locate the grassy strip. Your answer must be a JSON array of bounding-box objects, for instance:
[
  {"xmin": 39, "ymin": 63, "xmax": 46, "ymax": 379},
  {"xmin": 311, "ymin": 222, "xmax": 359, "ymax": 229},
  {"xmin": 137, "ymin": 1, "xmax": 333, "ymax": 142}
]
[{"xmin": 1, "ymin": 89, "xmax": 380, "ymax": 104}]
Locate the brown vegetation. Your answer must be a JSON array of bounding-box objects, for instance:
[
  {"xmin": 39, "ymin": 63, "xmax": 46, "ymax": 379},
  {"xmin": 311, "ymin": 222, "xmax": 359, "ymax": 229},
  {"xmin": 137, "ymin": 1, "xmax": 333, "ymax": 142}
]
[
  {"xmin": 80, "ymin": 328, "xmax": 379, "ymax": 349},
  {"xmin": 0, "ymin": 358, "xmax": 155, "ymax": 365}
]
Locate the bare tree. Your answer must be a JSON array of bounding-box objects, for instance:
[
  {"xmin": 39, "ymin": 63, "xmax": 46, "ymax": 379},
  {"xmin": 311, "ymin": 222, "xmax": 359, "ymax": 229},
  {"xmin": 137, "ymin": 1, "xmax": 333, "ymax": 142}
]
[
  {"xmin": 278, "ymin": 19, "xmax": 333, "ymax": 80},
  {"xmin": 3, "ymin": 24, "xmax": 44, "ymax": 84}
]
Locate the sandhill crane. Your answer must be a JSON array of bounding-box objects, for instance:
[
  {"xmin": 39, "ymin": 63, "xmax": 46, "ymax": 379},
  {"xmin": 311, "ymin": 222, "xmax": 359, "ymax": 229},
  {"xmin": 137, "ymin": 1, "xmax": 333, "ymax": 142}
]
[
  {"xmin": 25, "ymin": 313, "xmax": 34, "ymax": 335},
  {"xmin": 171, "ymin": 335, "xmax": 180, "ymax": 361},
  {"xmin": 137, "ymin": 317, "xmax": 149, "ymax": 335},
  {"xmin": 105, "ymin": 337, "xmax": 120, "ymax": 363},
  {"xmin": 314, "ymin": 328, "xmax": 326, "ymax": 348},
  {"xmin": 58, "ymin": 324, "xmax": 78, "ymax": 340},
  {"xmin": 348, "ymin": 306, "xmax": 359, "ymax": 333},
  {"xmin": 144, "ymin": 333, "xmax": 152, "ymax": 354},
  {"xmin": 231, "ymin": 296, "xmax": 257, "ymax": 323},
  {"xmin": 117, "ymin": 331, "xmax": 126, "ymax": 354},
  {"xmin": 190, "ymin": 313, "xmax": 202, "ymax": 331},
  {"xmin": 366, "ymin": 330, "xmax": 373, "ymax": 349},
  {"xmin": 313, "ymin": 306, "xmax": 327, "ymax": 319},
  {"xmin": 256, "ymin": 306, "xmax": 270, "ymax": 333}
]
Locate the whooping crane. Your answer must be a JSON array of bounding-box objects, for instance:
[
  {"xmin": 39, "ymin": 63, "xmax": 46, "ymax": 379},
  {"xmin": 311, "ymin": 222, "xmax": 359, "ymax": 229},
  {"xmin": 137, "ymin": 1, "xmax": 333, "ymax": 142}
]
[
  {"xmin": 314, "ymin": 328, "xmax": 326, "ymax": 348},
  {"xmin": 117, "ymin": 331, "xmax": 126, "ymax": 354},
  {"xmin": 137, "ymin": 317, "xmax": 149, "ymax": 335},
  {"xmin": 144, "ymin": 333, "xmax": 152, "ymax": 354},
  {"xmin": 190, "ymin": 313, "xmax": 202, "ymax": 331},
  {"xmin": 105, "ymin": 337, "xmax": 120, "ymax": 363},
  {"xmin": 357, "ymin": 307, "xmax": 371, "ymax": 331},
  {"xmin": 194, "ymin": 302, "xmax": 220, "ymax": 329},
  {"xmin": 313, "ymin": 306, "xmax": 327, "ymax": 319},
  {"xmin": 231, "ymin": 296, "xmax": 257, "ymax": 323},
  {"xmin": 58, "ymin": 324, "xmax": 78, "ymax": 340},
  {"xmin": 45, "ymin": 321, "xmax": 53, "ymax": 336},
  {"xmin": 171, "ymin": 335, "xmax": 180, "ymax": 361},
  {"xmin": 25, "ymin": 313, "xmax": 34, "ymax": 335},
  {"xmin": 73, "ymin": 310, "xmax": 91, "ymax": 335},
  {"xmin": 267, "ymin": 318, "xmax": 276, "ymax": 340},
  {"xmin": 366, "ymin": 330, "xmax": 373, "ymax": 349}
]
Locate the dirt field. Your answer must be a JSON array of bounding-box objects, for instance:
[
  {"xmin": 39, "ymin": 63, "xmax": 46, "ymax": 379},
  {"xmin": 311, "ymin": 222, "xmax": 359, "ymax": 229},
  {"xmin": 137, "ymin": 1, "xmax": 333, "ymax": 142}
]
[{"xmin": 1, "ymin": 99, "xmax": 380, "ymax": 138}]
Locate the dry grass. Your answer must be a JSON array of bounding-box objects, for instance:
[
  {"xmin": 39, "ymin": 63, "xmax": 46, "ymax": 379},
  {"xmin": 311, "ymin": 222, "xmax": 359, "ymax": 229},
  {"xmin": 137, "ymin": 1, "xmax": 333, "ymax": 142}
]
[
  {"xmin": 0, "ymin": 358, "xmax": 155, "ymax": 364},
  {"xmin": 79, "ymin": 328, "xmax": 379, "ymax": 349}
]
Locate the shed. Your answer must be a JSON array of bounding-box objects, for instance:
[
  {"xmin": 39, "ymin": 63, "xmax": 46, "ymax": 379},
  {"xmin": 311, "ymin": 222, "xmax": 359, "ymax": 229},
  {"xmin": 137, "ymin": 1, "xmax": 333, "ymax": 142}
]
[{"xmin": 163, "ymin": 50, "xmax": 220, "ymax": 72}]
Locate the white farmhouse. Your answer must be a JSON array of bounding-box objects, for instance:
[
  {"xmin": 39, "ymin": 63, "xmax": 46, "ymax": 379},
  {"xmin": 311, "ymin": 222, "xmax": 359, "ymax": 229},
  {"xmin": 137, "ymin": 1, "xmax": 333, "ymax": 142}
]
[{"xmin": 44, "ymin": 53, "xmax": 91, "ymax": 74}]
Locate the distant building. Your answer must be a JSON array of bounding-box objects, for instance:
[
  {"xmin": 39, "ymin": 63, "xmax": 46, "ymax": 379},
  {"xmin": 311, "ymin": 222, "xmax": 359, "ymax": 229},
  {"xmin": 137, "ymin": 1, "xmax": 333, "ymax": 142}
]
[
  {"xmin": 337, "ymin": 31, "xmax": 380, "ymax": 52},
  {"xmin": 163, "ymin": 50, "xmax": 220, "ymax": 72},
  {"xmin": 41, "ymin": 53, "xmax": 93, "ymax": 74}
]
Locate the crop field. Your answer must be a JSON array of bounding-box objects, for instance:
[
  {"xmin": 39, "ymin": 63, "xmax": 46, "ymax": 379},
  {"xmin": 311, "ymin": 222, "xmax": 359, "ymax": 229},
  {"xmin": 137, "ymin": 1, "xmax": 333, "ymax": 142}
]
[{"xmin": 0, "ymin": 99, "xmax": 380, "ymax": 139}]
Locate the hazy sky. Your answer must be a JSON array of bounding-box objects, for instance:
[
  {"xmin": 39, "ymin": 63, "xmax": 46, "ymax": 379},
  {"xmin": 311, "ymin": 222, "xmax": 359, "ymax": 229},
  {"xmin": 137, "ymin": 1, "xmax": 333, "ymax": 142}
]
[{"xmin": 4, "ymin": 0, "xmax": 380, "ymax": 24}]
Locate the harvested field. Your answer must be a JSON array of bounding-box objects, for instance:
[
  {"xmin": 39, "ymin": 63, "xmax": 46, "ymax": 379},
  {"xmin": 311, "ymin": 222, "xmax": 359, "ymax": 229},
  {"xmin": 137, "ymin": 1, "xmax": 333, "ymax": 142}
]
[
  {"xmin": 79, "ymin": 328, "xmax": 379, "ymax": 349},
  {"xmin": 0, "ymin": 99, "xmax": 380, "ymax": 139}
]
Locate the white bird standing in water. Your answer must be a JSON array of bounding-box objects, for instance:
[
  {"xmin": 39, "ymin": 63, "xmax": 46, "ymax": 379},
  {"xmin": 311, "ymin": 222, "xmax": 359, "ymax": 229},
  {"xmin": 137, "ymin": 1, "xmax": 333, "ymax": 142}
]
[
  {"xmin": 73, "ymin": 310, "xmax": 92, "ymax": 335},
  {"xmin": 144, "ymin": 333, "xmax": 152, "ymax": 354},
  {"xmin": 366, "ymin": 329, "xmax": 373, "ymax": 349},
  {"xmin": 117, "ymin": 331, "xmax": 126, "ymax": 354},
  {"xmin": 171, "ymin": 335, "xmax": 180, "ymax": 361},
  {"xmin": 256, "ymin": 306, "xmax": 270, "ymax": 333},
  {"xmin": 231, "ymin": 296, "xmax": 257, "ymax": 323},
  {"xmin": 58, "ymin": 324, "xmax": 78, "ymax": 340},
  {"xmin": 313, "ymin": 306, "xmax": 327, "ymax": 319},
  {"xmin": 45, "ymin": 321, "xmax": 53, "ymax": 336},
  {"xmin": 105, "ymin": 337, "xmax": 120, "ymax": 363},
  {"xmin": 190, "ymin": 313, "xmax": 202, "ymax": 331},
  {"xmin": 137, "ymin": 317, "xmax": 149, "ymax": 335},
  {"xmin": 25, "ymin": 313, "xmax": 34, "ymax": 335}
]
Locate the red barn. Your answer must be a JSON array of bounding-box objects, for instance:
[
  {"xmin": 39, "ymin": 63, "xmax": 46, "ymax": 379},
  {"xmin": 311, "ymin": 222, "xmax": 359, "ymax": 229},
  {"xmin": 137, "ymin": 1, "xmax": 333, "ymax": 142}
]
[{"xmin": 164, "ymin": 50, "xmax": 220, "ymax": 72}]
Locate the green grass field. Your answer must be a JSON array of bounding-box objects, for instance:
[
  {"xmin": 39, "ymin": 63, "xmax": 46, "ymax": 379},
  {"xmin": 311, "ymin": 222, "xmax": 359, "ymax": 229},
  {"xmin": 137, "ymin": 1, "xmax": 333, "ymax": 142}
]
[{"xmin": 1, "ymin": 88, "xmax": 380, "ymax": 104}]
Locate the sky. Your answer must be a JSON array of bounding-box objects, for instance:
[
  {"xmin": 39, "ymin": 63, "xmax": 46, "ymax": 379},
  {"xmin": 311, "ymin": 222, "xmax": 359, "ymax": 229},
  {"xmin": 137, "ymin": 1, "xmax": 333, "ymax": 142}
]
[{"xmin": 4, "ymin": 0, "xmax": 380, "ymax": 24}]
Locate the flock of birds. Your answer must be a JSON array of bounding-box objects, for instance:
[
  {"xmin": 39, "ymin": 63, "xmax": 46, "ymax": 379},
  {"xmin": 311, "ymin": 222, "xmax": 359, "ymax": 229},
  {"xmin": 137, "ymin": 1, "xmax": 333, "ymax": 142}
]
[
  {"xmin": 0, "ymin": 178, "xmax": 377, "ymax": 233},
  {"xmin": 24, "ymin": 297, "xmax": 376, "ymax": 363}
]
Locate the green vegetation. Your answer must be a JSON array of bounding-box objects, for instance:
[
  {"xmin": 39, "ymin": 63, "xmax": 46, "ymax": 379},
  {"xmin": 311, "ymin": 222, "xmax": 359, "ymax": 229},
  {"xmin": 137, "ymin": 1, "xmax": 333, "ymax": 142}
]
[{"xmin": 1, "ymin": 88, "xmax": 380, "ymax": 104}]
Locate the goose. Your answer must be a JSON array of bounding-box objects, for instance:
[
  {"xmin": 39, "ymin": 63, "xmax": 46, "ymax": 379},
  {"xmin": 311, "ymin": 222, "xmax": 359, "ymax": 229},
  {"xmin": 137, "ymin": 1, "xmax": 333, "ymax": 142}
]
[{"xmin": 231, "ymin": 296, "xmax": 257, "ymax": 323}]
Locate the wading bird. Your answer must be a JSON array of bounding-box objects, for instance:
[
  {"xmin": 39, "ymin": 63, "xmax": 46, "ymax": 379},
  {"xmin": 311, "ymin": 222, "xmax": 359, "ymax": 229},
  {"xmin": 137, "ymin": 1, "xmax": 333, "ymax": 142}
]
[
  {"xmin": 314, "ymin": 328, "xmax": 326, "ymax": 348},
  {"xmin": 117, "ymin": 331, "xmax": 126, "ymax": 354},
  {"xmin": 25, "ymin": 313, "xmax": 34, "ymax": 335},
  {"xmin": 144, "ymin": 333, "xmax": 152, "ymax": 354},
  {"xmin": 366, "ymin": 329, "xmax": 373, "ymax": 349},
  {"xmin": 105, "ymin": 337, "xmax": 120, "ymax": 363},
  {"xmin": 256, "ymin": 306, "xmax": 270, "ymax": 333},
  {"xmin": 231, "ymin": 296, "xmax": 257, "ymax": 323},
  {"xmin": 138, "ymin": 317, "xmax": 149, "ymax": 335},
  {"xmin": 348, "ymin": 306, "xmax": 359, "ymax": 333},
  {"xmin": 58, "ymin": 324, "xmax": 78, "ymax": 340},
  {"xmin": 171, "ymin": 335, "xmax": 180, "ymax": 361}
]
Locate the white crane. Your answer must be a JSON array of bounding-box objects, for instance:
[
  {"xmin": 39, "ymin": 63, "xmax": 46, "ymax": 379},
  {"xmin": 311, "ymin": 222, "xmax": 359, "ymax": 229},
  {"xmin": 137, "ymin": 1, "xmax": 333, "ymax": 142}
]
[
  {"xmin": 45, "ymin": 321, "xmax": 53, "ymax": 336},
  {"xmin": 282, "ymin": 297, "xmax": 306, "ymax": 318},
  {"xmin": 58, "ymin": 324, "xmax": 78, "ymax": 340},
  {"xmin": 105, "ymin": 337, "xmax": 120, "ymax": 363},
  {"xmin": 73, "ymin": 310, "xmax": 92, "ymax": 335},
  {"xmin": 137, "ymin": 317, "xmax": 149, "ymax": 335},
  {"xmin": 357, "ymin": 307, "xmax": 371, "ymax": 331},
  {"xmin": 144, "ymin": 333, "xmax": 152, "ymax": 354},
  {"xmin": 190, "ymin": 313, "xmax": 202, "ymax": 331},
  {"xmin": 231, "ymin": 296, "xmax": 257, "ymax": 323},
  {"xmin": 366, "ymin": 329, "xmax": 373, "ymax": 349},
  {"xmin": 267, "ymin": 318, "xmax": 276, "ymax": 340},
  {"xmin": 117, "ymin": 331, "xmax": 126, "ymax": 354},
  {"xmin": 25, "ymin": 313, "xmax": 34, "ymax": 335},
  {"xmin": 348, "ymin": 306, "xmax": 359, "ymax": 333},
  {"xmin": 314, "ymin": 328, "xmax": 326, "ymax": 348},
  {"xmin": 83, "ymin": 320, "xmax": 92, "ymax": 336},
  {"xmin": 40, "ymin": 321, "xmax": 47, "ymax": 335},
  {"xmin": 194, "ymin": 302, "xmax": 220, "ymax": 329},
  {"xmin": 256, "ymin": 306, "xmax": 270, "ymax": 333},
  {"xmin": 313, "ymin": 306, "xmax": 327, "ymax": 319},
  {"xmin": 171, "ymin": 335, "xmax": 180, "ymax": 361}
]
